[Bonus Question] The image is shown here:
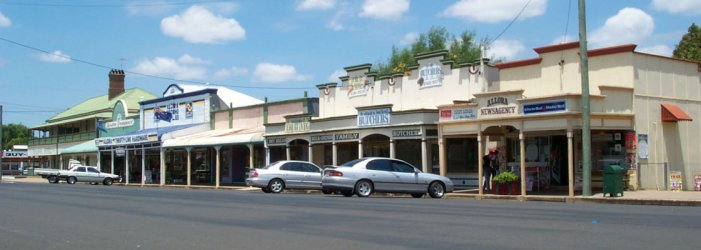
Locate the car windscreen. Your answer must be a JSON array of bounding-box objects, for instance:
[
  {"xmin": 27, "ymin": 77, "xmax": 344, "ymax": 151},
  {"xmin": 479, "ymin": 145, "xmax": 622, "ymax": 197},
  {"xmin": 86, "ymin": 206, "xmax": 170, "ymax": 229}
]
[{"xmin": 339, "ymin": 158, "xmax": 365, "ymax": 167}]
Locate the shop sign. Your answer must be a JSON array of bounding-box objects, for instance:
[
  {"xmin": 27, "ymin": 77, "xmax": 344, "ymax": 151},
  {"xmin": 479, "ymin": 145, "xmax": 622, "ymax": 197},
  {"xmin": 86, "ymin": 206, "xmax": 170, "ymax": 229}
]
[
  {"xmin": 96, "ymin": 133, "xmax": 158, "ymax": 146},
  {"xmin": 2, "ymin": 151, "xmax": 28, "ymax": 158},
  {"xmin": 440, "ymin": 108, "xmax": 477, "ymax": 121},
  {"xmin": 357, "ymin": 108, "xmax": 391, "ymax": 127},
  {"xmin": 522, "ymin": 100, "xmax": 567, "ymax": 115},
  {"xmin": 418, "ymin": 63, "xmax": 444, "ymax": 89},
  {"xmin": 670, "ymin": 171, "xmax": 683, "ymax": 191},
  {"xmin": 392, "ymin": 129, "xmax": 421, "ymax": 138},
  {"xmin": 266, "ymin": 138, "xmax": 286, "ymax": 145},
  {"xmin": 311, "ymin": 135, "xmax": 333, "ymax": 142},
  {"xmin": 115, "ymin": 148, "xmax": 126, "ymax": 157},
  {"xmin": 625, "ymin": 132, "xmax": 636, "ymax": 151},
  {"xmin": 348, "ymin": 76, "xmax": 369, "ymax": 97},
  {"xmin": 479, "ymin": 105, "xmax": 517, "ymax": 117},
  {"xmin": 104, "ymin": 119, "xmax": 135, "ymax": 129},
  {"xmin": 334, "ymin": 133, "xmax": 359, "ymax": 141},
  {"xmin": 285, "ymin": 117, "xmax": 310, "ymax": 133},
  {"xmin": 145, "ymin": 99, "xmax": 206, "ymax": 128},
  {"xmin": 637, "ymin": 134, "xmax": 648, "ymax": 159}
]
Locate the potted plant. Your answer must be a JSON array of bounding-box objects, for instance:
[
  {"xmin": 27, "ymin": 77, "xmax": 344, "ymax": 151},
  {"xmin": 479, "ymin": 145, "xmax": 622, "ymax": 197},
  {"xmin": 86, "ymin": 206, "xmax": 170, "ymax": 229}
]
[{"xmin": 492, "ymin": 171, "xmax": 519, "ymax": 195}]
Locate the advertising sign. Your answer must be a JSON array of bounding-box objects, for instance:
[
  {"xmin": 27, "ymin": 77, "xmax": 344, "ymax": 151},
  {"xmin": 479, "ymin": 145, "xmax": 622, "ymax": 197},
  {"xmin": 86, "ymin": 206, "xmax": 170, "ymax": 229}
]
[
  {"xmin": 418, "ymin": 63, "xmax": 444, "ymax": 89},
  {"xmin": 638, "ymin": 134, "xmax": 648, "ymax": 159},
  {"xmin": 144, "ymin": 99, "xmax": 206, "ymax": 129},
  {"xmin": 285, "ymin": 117, "xmax": 310, "ymax": 133},
  {"xmin": 310, "ymin": 135, "xmax": 333, "ymax": 142},
  {"xmin": 266, "ymin": 138, "xmax": 286, "ymax": 145},
  {"xmin": 695, "ymin": 175, "xmax": 701, "ymax": 191},
  {"xmin": 522, "ymin": 100, "xmax": 567, "ymax": 115},
  {"xmin": 95, "ymin": 133, "xmax": 158, "ymax": 146},
  {"xmin": 670, "ymin": 171, "xmax": 683, "ymax": 191},
  {"xmin": 334, "ymin": 133, "xmax": 359, "ymax": 141},
  {"xmin": 347, "ymin": 76, "xmax": 369, "ymax": 97},
  {"xmin": 104, "ymin": 119, "xmax": 135, "ymax": 129},
  {"xmin": 357, "ymin": 108, "xmax": 391, "ymax": 127},
  {"xmin": 392, "ymin": 129, "xmax": 421, "ymax": 138}
]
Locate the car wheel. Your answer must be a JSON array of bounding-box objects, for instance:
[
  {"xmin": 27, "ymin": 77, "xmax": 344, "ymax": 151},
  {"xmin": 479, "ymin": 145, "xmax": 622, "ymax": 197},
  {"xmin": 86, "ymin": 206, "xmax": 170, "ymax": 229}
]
[
  {"xmin": 47, "ymin": 175, "xmax": 58, "ymax": 184},
  {"xmin": 261, "ymin": 187, "xmax": 272, "ymax": 193},
  {"xmin": 321, "ymin": 189, "xmax": 333, "ymax": 195},
  {"xmin": 355, "ymin": 180, "xmax": 374, "ymax": 197},
  {"xmin": 341, "ymin": 190, "xmax": 354, "ymax": 197},
  {"xmin": 268, "ymin": 179, "xmax": 285, "ymax": 193},
  {"xmin": 103, "ymin": 178, "xmax": 113, "ymax": 186},
  {"xmin": 428, "ymin": 181, "xmax": 446, "ymax": 198},
  {"xmin": 411, "ymin": 193, "xmax": 424, "ymax": 198},
  {"xmin": 67, "ymin": 176, "xmax": 77, "ymax": 185}
]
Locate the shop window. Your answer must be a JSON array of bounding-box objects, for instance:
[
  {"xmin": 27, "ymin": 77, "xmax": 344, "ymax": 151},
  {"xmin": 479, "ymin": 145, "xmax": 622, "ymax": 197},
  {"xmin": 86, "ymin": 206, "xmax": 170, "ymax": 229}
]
[{"xmin": 446, "ymin": 138, "xmax": 478, "ymax": 173}]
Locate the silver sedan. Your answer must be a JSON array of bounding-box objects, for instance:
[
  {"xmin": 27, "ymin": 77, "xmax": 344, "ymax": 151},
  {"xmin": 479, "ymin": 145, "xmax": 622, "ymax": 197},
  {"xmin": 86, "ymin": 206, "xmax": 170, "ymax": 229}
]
[
  {"xmin": 246, "ymin": 161, "xmax": 325, "ymax": 193},
  {"xmin": 321, "ymin": 157, "xmax": 454, "ymax": 198}
]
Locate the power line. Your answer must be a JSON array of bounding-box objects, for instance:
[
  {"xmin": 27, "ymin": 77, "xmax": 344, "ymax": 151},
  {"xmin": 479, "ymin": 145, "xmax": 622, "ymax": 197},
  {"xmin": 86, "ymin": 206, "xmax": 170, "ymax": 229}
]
[
  {"xmin": 0, "ymin": 36, "xmax": 314, "ymax": 90},
  {"xmin": 488, "ymin": 0, "xmax": 533, "ymax": 45},
  {"xmin": 0, "ymin": 0, "xmax": 230, "ymax": 8}
]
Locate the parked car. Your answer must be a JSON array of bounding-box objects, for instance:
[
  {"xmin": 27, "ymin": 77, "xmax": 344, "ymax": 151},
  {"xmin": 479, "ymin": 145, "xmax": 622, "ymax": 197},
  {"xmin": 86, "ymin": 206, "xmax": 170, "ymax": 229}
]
[
  {"xmin": 246, "ymin": 161, "xmax": 327, "ymax": 193},
  {"xmin": 45, "ymin": 165, "xmax": 121, "ymax": 186},
  {"xmin": 321, "ymin": 157, "xmax": 454, "ymax": 198}
]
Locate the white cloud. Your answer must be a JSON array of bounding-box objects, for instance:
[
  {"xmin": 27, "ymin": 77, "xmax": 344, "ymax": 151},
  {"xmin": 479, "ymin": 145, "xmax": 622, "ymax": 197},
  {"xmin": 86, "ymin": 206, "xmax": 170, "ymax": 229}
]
[
  {"xmin": 327, "ymin": 4, "xmax": 353, "ymax": 31},
  {"xmin": 651, "ymin": 0, "xmax": 701, "ymax": 15},
  {"xmin": 214, "ymin": 67, "xmax": 249, "ymax": 79},
  {"xmin": 399, "ymin": 32, "xmax": 419, "ymax": 46},
  {"xmin": 442, "ymin": 0, "xmax": 547, "ymax": 23},
  {"xmin": 551, "ymin": 35, "xmax": 575, "ymax": 45},
  {"xmin": 253, "ymin": 63, "xmax": 309, "ymax": 83},
  {"xmin": 0, "ymin": 11, "xmax": 11, "ymax": 27},
  {"xmin": 161, "ymin": 5, "xmax": 245, "ymax": 44},
  {"xmin": 638, "ymin": 45, "xmax": 673, "ymax": 57},
  {"xmin": 132, "ymin": 55, "xmax": 209, "ymax": 80},
  {"xmin": 328, "ymin": 70, "xmax": 345, "ymax": 83},
  {"xmin": 359, "ymin": 0, "xmax": 409, "ymax": 20},
  {"xmin": 296, "ymin": 0, "xmax": 336, "ymax": 11},
  {"xmin": 38, "ymin": 51, "xmax": 71, "ymax": 63},
  {"xmin": 487, "ymin": 40, "xmax": 525, "ymax": 60},
  {"xmin": 589, "ymin": 8, "xmax": 654, "ymax": 48}
]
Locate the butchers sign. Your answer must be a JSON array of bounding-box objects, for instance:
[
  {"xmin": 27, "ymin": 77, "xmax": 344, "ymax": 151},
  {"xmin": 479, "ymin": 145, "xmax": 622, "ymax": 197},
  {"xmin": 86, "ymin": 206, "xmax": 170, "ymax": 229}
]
[{"xmin": 357, "ymin": 108, "xmax": 390, "ymax": 127}]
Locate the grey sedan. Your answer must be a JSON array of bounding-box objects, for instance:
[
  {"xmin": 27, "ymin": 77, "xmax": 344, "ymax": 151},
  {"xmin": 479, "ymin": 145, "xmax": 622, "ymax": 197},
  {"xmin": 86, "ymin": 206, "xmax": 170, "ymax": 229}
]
[
  {"xmin": 246, "ymin": 161, "xmax": 325, "ymax": 193},
  {"xmin": 321, "ymin": 157, "xmax": 454, "ymax": 198}
]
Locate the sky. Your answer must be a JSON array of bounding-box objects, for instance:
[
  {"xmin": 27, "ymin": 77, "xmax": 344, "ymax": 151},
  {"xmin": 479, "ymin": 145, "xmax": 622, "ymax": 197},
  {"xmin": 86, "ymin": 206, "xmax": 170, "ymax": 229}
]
[{"xmin": 0, "ymin": 0, "xmax": 699, "ymax": 127}]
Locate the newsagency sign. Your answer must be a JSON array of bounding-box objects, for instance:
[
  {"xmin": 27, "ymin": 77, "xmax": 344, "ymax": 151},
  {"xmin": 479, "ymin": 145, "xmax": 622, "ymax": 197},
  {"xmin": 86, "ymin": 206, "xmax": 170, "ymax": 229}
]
[
  {"xmin": 479, "ymin": 96, "xmax": 518, "ymax": 118},
  {"xmin": 95, "ymin": 133, "xmax": 158, "ymax": 146},
  {"xmin": 357, "ymin": 108, "xmax": 391, "ymax": 127}
]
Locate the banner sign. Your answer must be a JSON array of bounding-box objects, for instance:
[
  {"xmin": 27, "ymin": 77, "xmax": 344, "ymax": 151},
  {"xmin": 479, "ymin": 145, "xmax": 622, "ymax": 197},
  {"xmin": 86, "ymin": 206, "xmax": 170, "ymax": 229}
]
[
  {"xmin": 357, "ymin": 108, "xmax": 391, "ymax": 127},
  {"xmin": 104, "ymin": 119, "xmax": 135, "ymax": 129},
  {"xmin": 418, "ymin": 63, "xmax": 444, "ymax": 89},
  {"xmin": 523, "ymin": 100, "xmax": 567, "ymax": 115},
  {"xmin": 95, "ymin": 133, "xmax": 158, "ymax": 146}
]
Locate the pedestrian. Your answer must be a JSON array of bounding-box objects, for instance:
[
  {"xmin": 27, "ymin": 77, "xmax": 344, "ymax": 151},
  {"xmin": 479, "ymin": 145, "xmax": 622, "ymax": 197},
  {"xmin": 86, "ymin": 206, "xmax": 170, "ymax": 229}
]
[
  {"xmin": 491, "ymin": 150, "xmax": 500, "ymax": 177},
  {"xmin": 483, "ymin": 149, "xmax": 496, "ymax": 191}
]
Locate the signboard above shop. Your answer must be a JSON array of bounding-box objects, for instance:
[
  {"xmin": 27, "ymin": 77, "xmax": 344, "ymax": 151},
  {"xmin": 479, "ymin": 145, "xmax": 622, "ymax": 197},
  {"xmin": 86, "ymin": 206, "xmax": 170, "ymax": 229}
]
[
  {"xmin": 440, "ymin": 108, "xmax": 477, "ymax": 121},
  {"xmin": 285, "ymin": 117, "xmax": 311, "ymax": 133},
  {"xmin": 357, "ymin": 108, "xmax": 391, "ymax": 127},
  {"xmin": 95, "ymin": 133, "xmax": 158, "ymax": 147},
  {"xmin": 523, "ymin": 100, "xmax": 567, "ymax": 115},
  {"xmin": 418, "ymin": 63, "xmax": 444, "ymax": 89},
  {"xmin": 479, "ymin": 96, "xmax": 518, "ymax": 118}
]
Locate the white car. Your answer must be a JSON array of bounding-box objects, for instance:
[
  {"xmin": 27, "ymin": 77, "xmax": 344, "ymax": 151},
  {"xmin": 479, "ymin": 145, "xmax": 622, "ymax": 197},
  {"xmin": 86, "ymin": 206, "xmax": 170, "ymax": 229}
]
[
  {"xmin": 322, "ymin": 157, "xmax": 455, "ymax": 198},
  {"xmin": 47, "ymin": 166, "xmax": 121, "ymax": 186},
  {"xmin": 246, "ymin": 161, "xmax": 325, "ymax": 193}
]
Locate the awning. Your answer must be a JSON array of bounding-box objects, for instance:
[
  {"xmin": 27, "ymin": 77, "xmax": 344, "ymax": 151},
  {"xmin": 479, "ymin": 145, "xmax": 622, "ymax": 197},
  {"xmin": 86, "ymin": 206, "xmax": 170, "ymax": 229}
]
[
  {"xmin": 661, "ymin": 103, "xmax": 693, "ymax": 122},
  {"xmin": 60, "ymin": 140, "xmax": 98, "ymax": 154},
  {"xmin": 162, "ymin": 127, "xmax": 264, "ymax": 148}
]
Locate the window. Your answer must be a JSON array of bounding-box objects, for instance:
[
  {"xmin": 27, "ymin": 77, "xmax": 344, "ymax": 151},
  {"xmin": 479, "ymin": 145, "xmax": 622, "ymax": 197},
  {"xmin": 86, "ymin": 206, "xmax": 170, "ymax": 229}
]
[
  {"xmin": 366, "ymin": 160, "xmax": 391, "ymax": 171},
  {"xmin": 391, "ymin": 161, "xmax": 416, "ymax": 173},
  {"xmin": 280, "ymin": 162, "xmax": 303, "ymax": 172},
  {"xmin": 302, "ymin": 163, "xmax": 321, "ymax": 173},
  {"xmin": 75, "ymin": 167, "xmax": 86, "ymax": 172},
  {"xmin": 340, "ymin": 158, "xmax": 364, "ymax": 167},
  {"xmin": 87, "ymin": 168, "xmax": 99, "ymax": 173}
]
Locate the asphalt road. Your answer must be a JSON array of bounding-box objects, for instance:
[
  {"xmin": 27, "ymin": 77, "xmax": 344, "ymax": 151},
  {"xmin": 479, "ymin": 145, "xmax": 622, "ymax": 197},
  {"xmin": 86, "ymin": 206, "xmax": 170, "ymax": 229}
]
[{"xmin": 1, "ymin": 182, "xmax": 699, "ymax": 250}]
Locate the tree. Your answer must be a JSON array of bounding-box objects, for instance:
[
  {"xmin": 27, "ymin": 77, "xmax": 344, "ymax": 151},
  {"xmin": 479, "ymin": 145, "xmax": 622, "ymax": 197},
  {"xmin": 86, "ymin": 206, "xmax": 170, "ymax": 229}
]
[
  {"xmin": 673, "ymin": 23, "xmax": 701, "ymax": 63},
  {"xmin": 2, "ymin": 123, "xmax": 30, "ymax": 150}
]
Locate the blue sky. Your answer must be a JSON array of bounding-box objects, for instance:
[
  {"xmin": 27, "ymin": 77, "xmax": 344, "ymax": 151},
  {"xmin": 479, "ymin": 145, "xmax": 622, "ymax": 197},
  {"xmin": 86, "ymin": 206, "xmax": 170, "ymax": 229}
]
[{"xmin": 0, "ymin": 0, "xmax": 699, "ymax": 127}]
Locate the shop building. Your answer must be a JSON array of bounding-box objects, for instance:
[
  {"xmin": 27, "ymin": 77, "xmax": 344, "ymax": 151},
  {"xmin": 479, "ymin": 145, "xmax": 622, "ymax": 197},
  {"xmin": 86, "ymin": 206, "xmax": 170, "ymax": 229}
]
[
  {"xmin": 265, "ymin": 51, "xmax": 496, "ymax": 178},
  {"xmin": 28, "ymin": 70, "xmax": 157, "ymax": 169},
  {"xmin": 1, "ymin": 145, "xmax": 37, "ymax": 175},
  {"xmin": 437, "ymin": 42, "xmax": 701, "ymax": 194},
  {"xmin": 96, "ymin": 83, "xmax": 263, "ymax": 185},
  {"xmin": 162, "ymin": 95, "xmax": 318, "ymax": 186}
]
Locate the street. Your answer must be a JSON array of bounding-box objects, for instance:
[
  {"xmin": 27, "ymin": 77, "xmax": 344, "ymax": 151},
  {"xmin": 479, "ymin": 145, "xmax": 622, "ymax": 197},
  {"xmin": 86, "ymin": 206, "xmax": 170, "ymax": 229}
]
[{"xmin": 1, "ymin": 182, "xmax": 699, "ymax": 249}]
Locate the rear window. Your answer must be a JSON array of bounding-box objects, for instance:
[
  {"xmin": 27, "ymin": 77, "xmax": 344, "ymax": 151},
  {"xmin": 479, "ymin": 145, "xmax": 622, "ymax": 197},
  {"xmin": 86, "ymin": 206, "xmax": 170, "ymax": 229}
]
[
  {"xmin": 260, "ymin": 161, "xmax": 280, "ymax": 169},
  {"xmin": 339, "ymin": 158, "xmax": 365, "ymax": 167}
]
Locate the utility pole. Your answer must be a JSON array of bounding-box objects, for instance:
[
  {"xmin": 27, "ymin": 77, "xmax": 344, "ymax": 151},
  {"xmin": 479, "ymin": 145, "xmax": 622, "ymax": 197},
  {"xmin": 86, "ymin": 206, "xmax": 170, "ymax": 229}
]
[{"xmin": 579, "ymin": 0, "xmax": 592, "ymax": 196}]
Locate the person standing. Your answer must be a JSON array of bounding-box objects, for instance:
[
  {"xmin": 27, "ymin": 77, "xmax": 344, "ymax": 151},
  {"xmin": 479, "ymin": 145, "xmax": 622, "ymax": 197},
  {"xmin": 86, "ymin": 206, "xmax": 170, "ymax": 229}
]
[{"xmin": 483, "ymin": 149, "xmax": 496, "ymax": 191}]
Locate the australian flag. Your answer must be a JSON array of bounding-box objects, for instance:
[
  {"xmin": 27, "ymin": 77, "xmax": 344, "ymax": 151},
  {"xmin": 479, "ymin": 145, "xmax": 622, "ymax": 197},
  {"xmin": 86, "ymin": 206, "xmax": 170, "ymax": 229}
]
[
  {"xmin": 96, "ymin": 119, "xmax": 107, "ymax": 133},
  {"xmin": 154, "ymin": 108, "xmax": 173, "ymax": 122}
]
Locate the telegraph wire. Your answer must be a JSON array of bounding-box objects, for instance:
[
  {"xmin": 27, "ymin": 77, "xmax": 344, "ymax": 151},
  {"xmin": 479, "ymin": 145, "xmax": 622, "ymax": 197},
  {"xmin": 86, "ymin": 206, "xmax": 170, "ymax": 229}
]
[
  {"xmin": 487, "ymin": 0, "xmax": 533, "ymax": 46},
  {"xmin": 0, "ymin": 0, "xmax": 230, "ymax": 8},
  {"xmin": 0, "ymin": 36, "xmax": 314, "ymax": 90}
]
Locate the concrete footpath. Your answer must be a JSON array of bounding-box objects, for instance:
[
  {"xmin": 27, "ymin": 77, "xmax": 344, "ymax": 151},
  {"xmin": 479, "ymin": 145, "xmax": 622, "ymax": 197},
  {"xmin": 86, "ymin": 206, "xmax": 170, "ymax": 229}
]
[{"xmin": 4, "ymin": 175, "xmax": 701, "ymax": 206}]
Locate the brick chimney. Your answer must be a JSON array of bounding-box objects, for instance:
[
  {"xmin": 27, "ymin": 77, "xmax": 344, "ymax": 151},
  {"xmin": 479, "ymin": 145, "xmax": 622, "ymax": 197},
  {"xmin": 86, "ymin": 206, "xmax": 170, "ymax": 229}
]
[{"xmin": 108, "ymin": 69, "xmax": 125, "ymax": 100}]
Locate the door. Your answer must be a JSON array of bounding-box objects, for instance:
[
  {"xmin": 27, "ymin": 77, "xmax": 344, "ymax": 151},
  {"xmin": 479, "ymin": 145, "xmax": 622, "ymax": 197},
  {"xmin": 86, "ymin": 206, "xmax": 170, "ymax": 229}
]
[
  {"xmin": 278, "ymin": 162, "xmax": 305, "ymax": 188},
  {"xmin": 365, "ymin": 159, "xmax": 395, "ymax": 191},
  {"xmin": 300, "ymin": 163, "xmax": 323, "ymax": 188},
  {"xmin": 86, "ymin": 167, "xmax": 102, "ymax": 182},
  {"xmin": 390, "ymin": 160, "xmax": 421, "ymax": 192}
]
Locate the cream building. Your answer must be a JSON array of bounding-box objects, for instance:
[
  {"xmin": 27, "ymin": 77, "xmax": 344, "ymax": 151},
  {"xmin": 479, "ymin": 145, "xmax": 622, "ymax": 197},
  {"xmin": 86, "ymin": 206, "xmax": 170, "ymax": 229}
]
[{"xmin": 438, "ymin": 42, "xmax": 700, "ymax": 195}]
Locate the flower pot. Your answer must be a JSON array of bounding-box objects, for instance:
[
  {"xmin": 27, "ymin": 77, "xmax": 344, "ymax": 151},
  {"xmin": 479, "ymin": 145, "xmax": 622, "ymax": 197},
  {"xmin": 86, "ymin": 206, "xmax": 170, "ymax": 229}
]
[{"xmin": 491, "ymin": 181, "xmax": 520, "ymax": 195}]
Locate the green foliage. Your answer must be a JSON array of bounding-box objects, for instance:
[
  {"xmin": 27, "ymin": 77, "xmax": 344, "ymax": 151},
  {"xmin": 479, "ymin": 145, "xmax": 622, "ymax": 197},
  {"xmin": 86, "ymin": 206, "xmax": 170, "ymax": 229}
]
[
  {"xmin": 673, "ymin": 23, "xmax": 701, "ymax": 63},
  {"xmin": 2, "ymin": 123, "xmax": 30, "ymax": 150},
  {"xmin": 372, "ymin": 26, "xmax": 486, "ymax": 76},
  {"xmin": 492, "ymin": 171, "xmax": 519, "ymax": 184}
]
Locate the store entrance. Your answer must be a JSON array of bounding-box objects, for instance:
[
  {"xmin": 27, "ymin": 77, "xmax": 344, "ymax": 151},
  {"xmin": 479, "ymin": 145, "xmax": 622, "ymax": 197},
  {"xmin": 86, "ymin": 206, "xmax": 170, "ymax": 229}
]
[
  {"xmin": 362, "ymin": 134, "xmax": 389, "ymax": 158},
  {"xmin": 549, "ymin": 135, "xmax": 568, "ymax": 186}
]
